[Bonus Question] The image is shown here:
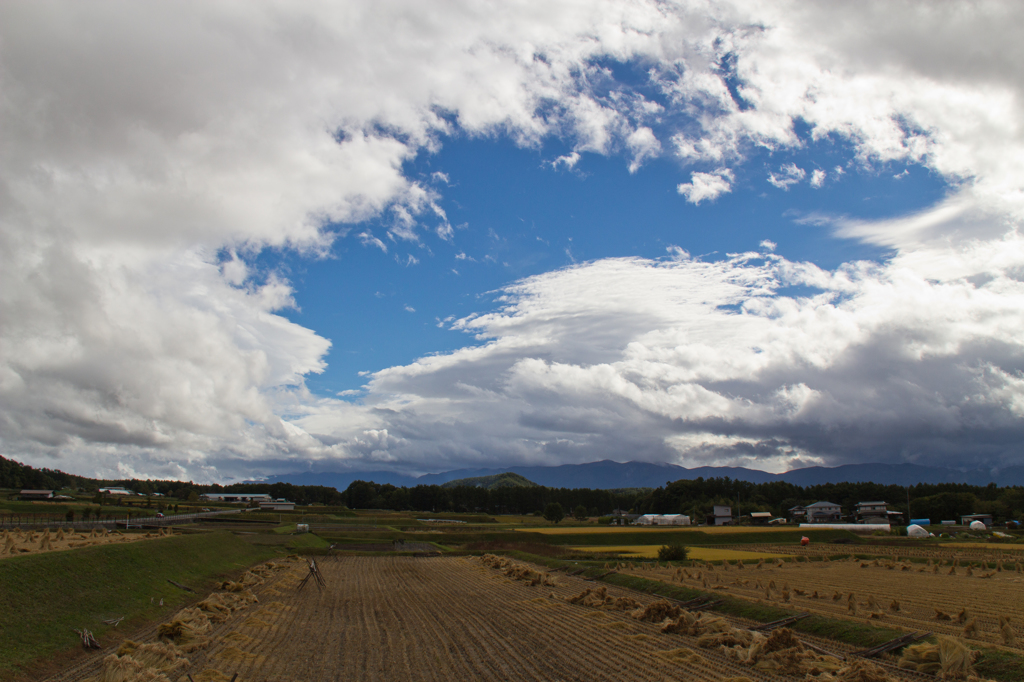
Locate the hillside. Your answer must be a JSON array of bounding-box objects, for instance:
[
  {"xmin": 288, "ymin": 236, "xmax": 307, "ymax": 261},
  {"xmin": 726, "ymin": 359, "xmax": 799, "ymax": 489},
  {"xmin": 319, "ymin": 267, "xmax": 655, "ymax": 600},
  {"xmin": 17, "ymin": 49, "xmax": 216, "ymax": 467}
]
[{"xmin": 441, "ymin": 472, "xmax": 539, "ymax": 489}]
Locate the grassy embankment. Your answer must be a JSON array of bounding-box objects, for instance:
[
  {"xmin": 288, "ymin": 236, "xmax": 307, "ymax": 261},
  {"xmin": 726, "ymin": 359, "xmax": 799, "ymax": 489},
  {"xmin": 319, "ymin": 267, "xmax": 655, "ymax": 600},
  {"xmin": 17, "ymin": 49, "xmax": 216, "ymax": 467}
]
[{"xmin": 0, "ymin": 531, "xmax": 282, "ymax": 681}]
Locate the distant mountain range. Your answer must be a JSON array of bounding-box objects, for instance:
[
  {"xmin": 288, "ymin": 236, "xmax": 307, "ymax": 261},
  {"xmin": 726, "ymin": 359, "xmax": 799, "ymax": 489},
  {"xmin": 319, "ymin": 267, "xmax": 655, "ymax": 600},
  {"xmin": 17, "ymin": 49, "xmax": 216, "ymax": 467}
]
[
  {"xmin": 440, "ymin": 472, "xmax": 539, "ymax": 489},
  {"xmin": 258, "ymin": 459, "xmax": 1024, "ymax": 491}
]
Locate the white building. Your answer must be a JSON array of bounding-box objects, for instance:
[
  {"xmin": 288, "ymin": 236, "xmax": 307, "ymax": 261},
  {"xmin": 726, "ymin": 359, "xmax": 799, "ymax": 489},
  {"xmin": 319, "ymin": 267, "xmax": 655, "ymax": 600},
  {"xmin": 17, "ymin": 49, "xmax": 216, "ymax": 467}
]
[
  {"xmin": 259, "ymin": 500, "xmax": 296, "ymax": 511},
  {"xmin": 652, "ymin": 514, "xmax": 691, "ymax": 526},
  {"xmin": 98, "ymin": 487, "xmax": 135, "ymax": 496},
  {"xmin": 706, "ymin": 505, "xmax": 732, "ymax": 526},
  {"xmin": 200, "ymin": 493, "xmax": 273, "ymax": 504}
]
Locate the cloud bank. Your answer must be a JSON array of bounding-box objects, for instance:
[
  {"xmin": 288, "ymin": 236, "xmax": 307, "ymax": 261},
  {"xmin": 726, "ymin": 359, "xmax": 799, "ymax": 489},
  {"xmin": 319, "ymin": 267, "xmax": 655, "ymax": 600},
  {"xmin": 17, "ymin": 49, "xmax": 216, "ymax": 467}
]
[{"xmin": 1, "ymin": 1, "xmax": 1023, "ymax": 480}]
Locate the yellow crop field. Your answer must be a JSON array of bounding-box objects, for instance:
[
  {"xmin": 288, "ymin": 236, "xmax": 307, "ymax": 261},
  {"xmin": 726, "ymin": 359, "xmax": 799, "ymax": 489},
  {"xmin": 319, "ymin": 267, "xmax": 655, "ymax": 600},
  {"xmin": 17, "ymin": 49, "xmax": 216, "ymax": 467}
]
[
  {"xmin": 571, "ymin": 546, "xmax": 789, "ymax": 561},
  {"xmin": 517, "ymin": 525, "xmax": 798, "ymax": 535}
]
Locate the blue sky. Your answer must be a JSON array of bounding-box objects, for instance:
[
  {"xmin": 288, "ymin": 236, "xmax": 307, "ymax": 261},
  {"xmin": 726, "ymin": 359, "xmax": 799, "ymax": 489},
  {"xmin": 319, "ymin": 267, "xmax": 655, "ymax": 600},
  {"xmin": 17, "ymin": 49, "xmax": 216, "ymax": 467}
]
[
  {"xmin": 3, "ymin": 2, "xmax": 1023, "ymax": 482},
  {"xmin": 273, "ymin": 135, "xmax": 945, "ymax": 397}
]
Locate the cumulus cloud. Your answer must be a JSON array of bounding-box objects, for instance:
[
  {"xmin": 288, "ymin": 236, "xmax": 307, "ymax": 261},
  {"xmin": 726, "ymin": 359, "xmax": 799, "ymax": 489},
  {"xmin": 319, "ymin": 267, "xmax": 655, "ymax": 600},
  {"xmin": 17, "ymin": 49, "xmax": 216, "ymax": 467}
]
[
  {"xmin": 299, "ymin": 235, "xmax": 1024, "ymax": 473},
  {"xmin": 677, "ymin": 169, "xmax": 735, "ymax": 204},
  {"xmin": 2, "ymin": 1, "xmax": 1024, "ymax": 479},
  {"xmin": 768, "ymin": 163, "xmax": 807, "ymax": 190}
]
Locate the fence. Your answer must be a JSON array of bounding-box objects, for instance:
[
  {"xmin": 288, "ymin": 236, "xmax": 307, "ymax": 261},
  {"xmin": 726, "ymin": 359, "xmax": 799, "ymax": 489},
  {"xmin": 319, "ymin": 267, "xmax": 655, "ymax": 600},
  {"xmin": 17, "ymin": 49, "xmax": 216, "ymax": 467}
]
[{"xmin": 0, "ymin": 508, "xmax": 243, "ymax": 530}]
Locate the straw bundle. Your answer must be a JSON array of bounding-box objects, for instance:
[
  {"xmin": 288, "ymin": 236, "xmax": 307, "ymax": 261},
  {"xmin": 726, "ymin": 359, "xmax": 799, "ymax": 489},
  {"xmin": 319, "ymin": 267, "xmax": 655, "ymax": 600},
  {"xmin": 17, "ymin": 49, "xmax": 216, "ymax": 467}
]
[
  {"xmin": 157, "ymin": 607, "xmax": 211, "ymax": 652},
  {"xmin": 999, "ymin": 616, "xmax": 1015, "ymax": 646},
  {"xmin": 723, "ymin": 628, "xmax": 843, "ymax": 676},
  {"xmin": 957, "ymin": 608, "xmax": 970, "ymax": 624},
  {"xmin": 899, "ymin": 636, "xmax": 977, "ymax": 679},
  {"xmin": 631, "ymin": 599, "xmax": 682, "ymax": 622},
  {"xmin": 655, "ymin": 648, "xmax": 702, "ymax": 665},
  {"xmin": 813, "ymin": 658, "xmax": 892, "ymax": 682},
  {"xmin": 185, "ymin": 670, "xmax": 234, "ymax": 682},
  {"xmin": 85, "ymin": 654, "xmax": 172, "ymax": 682},
  {"xmin": 962, "ymin": 618, "xmax": 978, "ymax": 638},
  {"xmin": 113, "ymin": 642, "xmax": 187, "ymax": 673},
  {"xmin": 935, "ymin": 609, "xmax": 952, "ymax": 621}
]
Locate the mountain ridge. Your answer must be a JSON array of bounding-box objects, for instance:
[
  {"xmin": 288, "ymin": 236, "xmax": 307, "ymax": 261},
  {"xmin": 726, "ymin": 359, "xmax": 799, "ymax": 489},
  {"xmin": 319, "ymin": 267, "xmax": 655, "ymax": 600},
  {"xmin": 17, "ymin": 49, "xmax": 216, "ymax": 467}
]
[{"xmin": 258, "ymin": 460, "xmax": 1022, "ymax": 491}]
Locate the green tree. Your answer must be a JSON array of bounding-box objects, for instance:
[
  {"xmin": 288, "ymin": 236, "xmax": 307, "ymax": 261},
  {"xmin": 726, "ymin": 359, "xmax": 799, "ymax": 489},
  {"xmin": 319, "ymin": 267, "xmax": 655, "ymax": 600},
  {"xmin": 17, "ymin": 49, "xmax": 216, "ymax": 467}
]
[
  {"xmin": 544, "ymin": 502, "xmax": 565, "ymax": 524},
  {"xmin": 573, "ymin": 504, "xmax": 588, "ymax": 521},
  {"xmin": 657, "ymin": 544, "xmax": 688, "ymax": 562}
]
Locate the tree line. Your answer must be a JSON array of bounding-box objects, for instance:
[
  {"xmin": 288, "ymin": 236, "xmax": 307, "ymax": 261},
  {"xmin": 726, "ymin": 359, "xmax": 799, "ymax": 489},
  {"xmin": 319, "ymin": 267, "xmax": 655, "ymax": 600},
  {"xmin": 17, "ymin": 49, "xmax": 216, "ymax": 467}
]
[
  {"xmin": 637, "ymin": 477, "xmax": 1024, "ymax": 524},
  {"xmin": 0, "ymin": 455, "xmax": 343, "ymax": 506},
  {"xmin": 4, "ymin": 454, "xmax": 1024, "ymax": 522}
]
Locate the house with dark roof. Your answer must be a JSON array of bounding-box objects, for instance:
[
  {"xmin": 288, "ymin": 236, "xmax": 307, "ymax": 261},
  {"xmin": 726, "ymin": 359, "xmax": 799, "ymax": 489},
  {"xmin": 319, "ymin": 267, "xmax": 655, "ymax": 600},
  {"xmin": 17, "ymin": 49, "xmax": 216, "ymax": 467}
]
[{"xmin": 805, "ymin": 501, "xmax": 842, "ymax": 523}]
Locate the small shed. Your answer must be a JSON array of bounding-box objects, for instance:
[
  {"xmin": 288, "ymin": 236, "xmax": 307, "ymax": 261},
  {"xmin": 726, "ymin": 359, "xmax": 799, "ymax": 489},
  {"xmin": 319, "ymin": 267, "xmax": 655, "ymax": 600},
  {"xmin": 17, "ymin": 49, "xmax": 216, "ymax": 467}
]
[
  {"xmin": 750, "ymin": 512, "xmax": 772, "ymax": 525},
  {"xmin": 20, "ymin": 489, "xmax": 54, "ymax": 500}
]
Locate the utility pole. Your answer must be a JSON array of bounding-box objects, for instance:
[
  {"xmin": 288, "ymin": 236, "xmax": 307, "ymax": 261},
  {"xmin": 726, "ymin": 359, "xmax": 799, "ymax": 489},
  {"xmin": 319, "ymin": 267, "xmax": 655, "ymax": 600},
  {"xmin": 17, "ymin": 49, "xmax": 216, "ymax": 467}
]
[{"xmin": 906, "ymin": 486, "xmax": 911, "ymax": 525}]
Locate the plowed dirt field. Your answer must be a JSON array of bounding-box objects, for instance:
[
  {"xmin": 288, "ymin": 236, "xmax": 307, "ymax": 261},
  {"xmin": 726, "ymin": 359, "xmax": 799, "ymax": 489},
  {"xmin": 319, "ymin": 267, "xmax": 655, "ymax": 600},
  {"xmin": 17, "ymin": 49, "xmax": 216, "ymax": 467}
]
[{"xmin": 46, "ymin": 556, "xmax": 939, "ymax": 682}]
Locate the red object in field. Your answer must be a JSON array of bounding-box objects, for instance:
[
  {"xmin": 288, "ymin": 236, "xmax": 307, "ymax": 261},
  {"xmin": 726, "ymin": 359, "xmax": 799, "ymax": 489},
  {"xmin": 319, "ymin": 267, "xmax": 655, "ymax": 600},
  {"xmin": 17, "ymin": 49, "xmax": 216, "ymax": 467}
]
[{"xmin": 800, "ymin": 536, "xmax": 810, "ymax": 546}]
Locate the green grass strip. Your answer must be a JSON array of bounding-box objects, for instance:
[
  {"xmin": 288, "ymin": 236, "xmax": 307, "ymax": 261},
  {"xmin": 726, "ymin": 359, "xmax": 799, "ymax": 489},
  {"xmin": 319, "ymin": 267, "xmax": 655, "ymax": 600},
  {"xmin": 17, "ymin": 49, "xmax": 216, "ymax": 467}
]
[{"xmin": 0, "ymin": 532, "xmax": 281, "ymax": 680}]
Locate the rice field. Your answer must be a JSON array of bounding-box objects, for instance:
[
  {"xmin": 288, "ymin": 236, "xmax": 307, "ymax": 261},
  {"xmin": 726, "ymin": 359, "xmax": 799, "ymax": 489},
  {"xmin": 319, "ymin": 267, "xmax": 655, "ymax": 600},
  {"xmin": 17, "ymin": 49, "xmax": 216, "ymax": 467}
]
[
  {"xmin": 44, "ymin": 554, "xmax": 934, "ymax": 682},
  {"xmin": 571, "ymin": 545, "xmax": 790, "ymax": 561},
  {"xmin": 520, "ymin": 525, "xmax": 800, "ymax": 535},
  {"xmin": 0, "ymin": 527, "xmax": 169, "ymax": 559},
  {"xmin": 621, "ymin": 552, "xmax": 1024, "ymax": 653}
]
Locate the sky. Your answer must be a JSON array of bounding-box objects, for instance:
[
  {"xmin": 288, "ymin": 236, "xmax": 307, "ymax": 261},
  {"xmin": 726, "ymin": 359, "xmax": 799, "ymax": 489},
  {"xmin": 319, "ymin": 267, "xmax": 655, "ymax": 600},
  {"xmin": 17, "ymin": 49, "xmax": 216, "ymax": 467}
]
[{"xmin": 2, "ymin": 1, "xmax": 1024, "ymax": 483}]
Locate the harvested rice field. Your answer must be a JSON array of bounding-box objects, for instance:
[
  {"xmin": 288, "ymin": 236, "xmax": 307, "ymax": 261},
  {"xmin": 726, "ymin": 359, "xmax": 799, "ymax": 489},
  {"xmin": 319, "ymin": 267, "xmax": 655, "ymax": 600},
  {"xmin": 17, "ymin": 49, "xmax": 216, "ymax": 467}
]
[
  {"xmin": 571, "ymin": 545, "xmax": 790, "ymax": 561},
  {"xmin": 622, "ymin": 554, "xmax": 1024, "ymax": 652},
  {"xmin": 0, "ymin": 527, "xmax": 171, "ymax": 559},
  {"xmin": 47, "ymin": 555, "xmax": 945, "ymax": 682},
  {"xmin": 730, "ymin": 542, "xmax": 1024, "ymax": 564}
]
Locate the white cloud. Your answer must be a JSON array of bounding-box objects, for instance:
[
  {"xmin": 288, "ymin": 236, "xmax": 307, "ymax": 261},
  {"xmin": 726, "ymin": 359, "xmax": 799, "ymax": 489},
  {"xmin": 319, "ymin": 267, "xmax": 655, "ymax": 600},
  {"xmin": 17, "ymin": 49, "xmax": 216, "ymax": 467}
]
[
  {"xmin": 404, "ymin": 305, "xmax": 416, "ymax": 313},
  {"xmin": 810, "ymin": 169, "xmax": 827, "ymax": 188},
  {"xmin": 768, "ymin": 163, "xmax": 807, "ymax": 190},
  {"xmin": 298, "ymin": 236, "xmax": 1024, "ymax": 472},
  {"xmin": 551, "ymin": 152, "xmax": 581, "ymax": 170},
  {"xmin": 677, "ymin": 169, "xmax": 734, "ymax": 204},
  {"xmin": 2, "ymin": 1, "xmax": 1024, "ymax": 479},
  {"xmin": 358, "ymin": 232, "xmax": 388, "ymax": 253},
  {"xmin": 626, "ymin": 127, "xmax": 661, "ymax": 173}
]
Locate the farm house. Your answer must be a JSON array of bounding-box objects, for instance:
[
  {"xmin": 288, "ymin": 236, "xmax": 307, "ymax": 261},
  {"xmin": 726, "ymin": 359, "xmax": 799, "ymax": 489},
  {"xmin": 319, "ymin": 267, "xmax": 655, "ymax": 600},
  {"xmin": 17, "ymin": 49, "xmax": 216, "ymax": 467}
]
[{"xmin": 804, "ymin": 501, "xmax": 842, "ymax": 523}]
